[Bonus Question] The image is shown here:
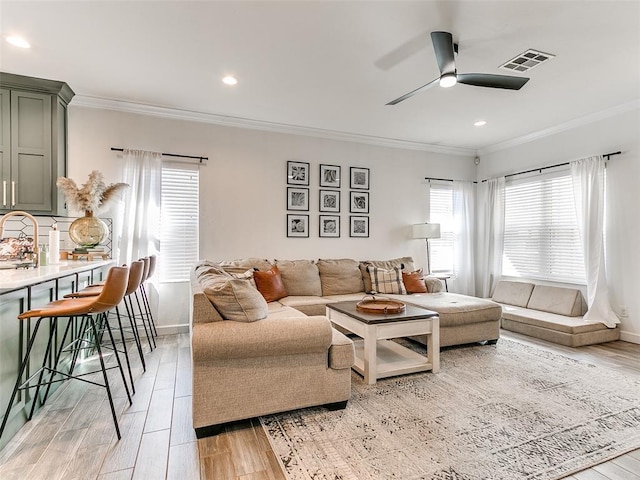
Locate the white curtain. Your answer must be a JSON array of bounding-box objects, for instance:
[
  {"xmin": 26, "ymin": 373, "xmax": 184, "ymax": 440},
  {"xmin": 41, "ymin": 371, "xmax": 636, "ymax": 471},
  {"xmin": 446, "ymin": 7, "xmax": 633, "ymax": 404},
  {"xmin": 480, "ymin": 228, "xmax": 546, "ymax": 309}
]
[
  {"xmin": 571, "ymin": 156, "xmax": 619, "ymax": 327},
  {"xmin": 451, "ymin": 180, "xmax": 475, "ymax": 295},
  {"xmin": 119, "ymin": 149, "xmax": 162, "ymax": 264},
  {"xmin": 476, "ymin": 177, "xmax": 505, "ymax": 298}
]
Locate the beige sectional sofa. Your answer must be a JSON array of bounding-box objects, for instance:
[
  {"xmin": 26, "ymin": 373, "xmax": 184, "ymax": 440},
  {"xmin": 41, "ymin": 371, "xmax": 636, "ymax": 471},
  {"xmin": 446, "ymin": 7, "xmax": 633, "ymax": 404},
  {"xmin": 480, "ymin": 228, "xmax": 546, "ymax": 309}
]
[
  {"xmin": 493, "ymin": 280, "xmax": 620, "ymax": 347},
  {"xmin": 190, "ymin": 256, "xmax": 502, "ymax": 435}
]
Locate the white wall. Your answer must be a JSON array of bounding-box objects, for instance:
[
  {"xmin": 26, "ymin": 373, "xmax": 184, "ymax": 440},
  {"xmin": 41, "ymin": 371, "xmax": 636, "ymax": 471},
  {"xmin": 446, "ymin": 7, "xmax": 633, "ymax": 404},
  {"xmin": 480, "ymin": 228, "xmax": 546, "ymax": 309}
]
[
  {"xmin": 67, "ymin": 106, "xmax": 476, "ymax": 331},
  {"xmin": 477, "ymin": 108, "xmax": 640, "ymax": 343}
]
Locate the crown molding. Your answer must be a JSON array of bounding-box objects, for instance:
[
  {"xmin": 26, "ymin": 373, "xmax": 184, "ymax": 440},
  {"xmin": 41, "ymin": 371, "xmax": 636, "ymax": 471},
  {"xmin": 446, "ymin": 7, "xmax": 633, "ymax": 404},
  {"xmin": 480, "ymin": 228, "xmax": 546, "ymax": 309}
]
[
  {"xmin": 70, "ymin": 95, "xmax": 475, "ymax": 157},
  {"xmin": 477, "ymin": 100, "xmax": 640, "ymax": 156}
]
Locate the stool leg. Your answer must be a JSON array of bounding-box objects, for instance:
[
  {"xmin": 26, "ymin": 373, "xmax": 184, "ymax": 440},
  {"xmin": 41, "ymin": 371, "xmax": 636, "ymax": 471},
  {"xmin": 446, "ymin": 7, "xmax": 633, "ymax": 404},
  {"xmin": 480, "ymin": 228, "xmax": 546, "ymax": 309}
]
[
  {"xmin": 68, "ymin": 315, "xmax": 89, "ymax": 378},
  {"xmin": 125, "ymin": 296, "xmax": 146, "ymax": 371},
  {"xmin": 27, "ymin": 318, "xmax": 58, "ymax": 420},
  {"xmin": 140, "ymin": 284, "xmax": 158, "ymax": 338},
  {"xmin": 101, "ymin": 312, "xmax": 132, "ymax": 405},
  {"xmin": 134, "ymin": 291, "xmax": 155, "ymax": 350},
  {"xmin": 90, "ymin": 315, "xmax": 121, "ymax": 440},
  {"xmin": 114, "ymin": 306, "xmax": 135, "ymax": 394},
  {"xmin": 0, "ymin": 318, "xmax": 44, "ymax": 439},
  {"xmin": 42, "ymin": 315, "xmax": 75, "ymax": 406}
]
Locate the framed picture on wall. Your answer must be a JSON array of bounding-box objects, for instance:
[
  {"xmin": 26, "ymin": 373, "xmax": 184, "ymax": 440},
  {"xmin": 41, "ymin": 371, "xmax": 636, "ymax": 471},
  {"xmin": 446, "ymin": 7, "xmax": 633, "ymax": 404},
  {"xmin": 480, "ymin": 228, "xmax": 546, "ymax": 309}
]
[
  {"xmin": 287, "ymin": 187, "xmax": 309, "ymax": 211},
  {"xmin": 287, "ymin": 214, "xmax": 309, "ymax": 237},
  {"xmin": 350, "ymin": 167, "xmax": 370, "ymax": 190},
  {"xmin": 319, "ymin": 189, "xmax": 340, "ymax": 212},
  {"xmin": 319, "ymin": 215, "xmax": 340, "ymax": 238},
  {"xmin": 349, "ymin": 191, "xmax": 369, "ymax": 214},
  {"xmin": 287, "ymin": 161, "xmax": 310, "ymax": 186},
  {"xmin": 350, "ymin": 216, "xmax": 369, "ymax": 237},
  {"xmin": 320, "ymin": 164, "xmax": 341, "ymax": 188}
]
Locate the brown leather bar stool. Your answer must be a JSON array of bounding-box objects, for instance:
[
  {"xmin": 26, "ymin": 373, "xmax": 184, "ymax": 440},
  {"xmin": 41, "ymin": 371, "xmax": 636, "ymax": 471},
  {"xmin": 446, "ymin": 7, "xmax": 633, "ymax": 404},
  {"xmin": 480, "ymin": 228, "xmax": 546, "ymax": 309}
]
[
  {"xmin": 0, "ymin": 266, "xmax": 131, "ymax": 441},
  {"xmin": 64, "ymin": 260, "xmax": 147, "ymax": 392}
]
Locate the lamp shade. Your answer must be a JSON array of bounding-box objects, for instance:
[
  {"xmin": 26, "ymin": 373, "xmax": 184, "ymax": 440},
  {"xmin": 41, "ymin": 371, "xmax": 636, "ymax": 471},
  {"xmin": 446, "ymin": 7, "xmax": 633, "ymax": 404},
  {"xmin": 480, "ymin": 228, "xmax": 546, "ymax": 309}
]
[{"xmin": 412, "ymin": 223, "xmax": 441, "ymax": 239}]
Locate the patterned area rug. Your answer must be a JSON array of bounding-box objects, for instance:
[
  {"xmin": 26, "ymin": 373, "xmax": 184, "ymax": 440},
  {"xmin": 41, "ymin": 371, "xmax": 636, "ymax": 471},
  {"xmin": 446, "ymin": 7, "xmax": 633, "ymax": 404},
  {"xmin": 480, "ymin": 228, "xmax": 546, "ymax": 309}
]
[{"xmin": 261, "ymin": 339, "xmax": 640, "ymax": 480}]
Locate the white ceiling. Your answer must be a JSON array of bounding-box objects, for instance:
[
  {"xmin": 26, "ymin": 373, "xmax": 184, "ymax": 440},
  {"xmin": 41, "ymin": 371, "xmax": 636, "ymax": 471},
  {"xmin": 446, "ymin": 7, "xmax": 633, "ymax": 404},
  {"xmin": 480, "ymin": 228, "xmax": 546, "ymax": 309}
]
[{"xmin": 1, "ymin": 1, "xmax": 639, "ymax": 153}]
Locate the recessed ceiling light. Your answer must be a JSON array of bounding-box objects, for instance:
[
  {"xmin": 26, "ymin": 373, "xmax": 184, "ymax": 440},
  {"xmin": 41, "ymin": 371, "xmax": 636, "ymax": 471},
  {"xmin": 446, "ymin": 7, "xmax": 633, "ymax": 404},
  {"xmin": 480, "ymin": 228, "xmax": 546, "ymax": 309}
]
[
  {"xmin": 5, "ymin": 35, "xmax": 30, "ymax": 49},
  {"xmin": 474, "ymin": 120, "xmax": 487, "ymax": 127},
  {"xmin": 222, "ymin": 76, "xmax": 238, "ymax": 86}
]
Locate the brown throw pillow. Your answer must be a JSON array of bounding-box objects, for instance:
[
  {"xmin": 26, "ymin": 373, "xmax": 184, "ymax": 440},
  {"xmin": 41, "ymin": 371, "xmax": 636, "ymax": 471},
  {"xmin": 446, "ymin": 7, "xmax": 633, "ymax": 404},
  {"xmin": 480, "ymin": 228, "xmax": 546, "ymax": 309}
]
[
  {"xmin": 253, "ymin": 265, "xmax": 288, "ymax": 302},
  {"xmin": 402, "ymin": 269, "xmax": 428, "ymax": 294}
]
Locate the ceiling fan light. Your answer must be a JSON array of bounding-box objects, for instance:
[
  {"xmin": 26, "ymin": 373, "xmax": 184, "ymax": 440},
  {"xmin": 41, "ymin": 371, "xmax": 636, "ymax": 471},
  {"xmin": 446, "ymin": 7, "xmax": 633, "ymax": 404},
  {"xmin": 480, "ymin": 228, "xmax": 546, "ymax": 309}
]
[{"xmin": 439, "ymin": 74, "xmax": 457, "ymax": 88}]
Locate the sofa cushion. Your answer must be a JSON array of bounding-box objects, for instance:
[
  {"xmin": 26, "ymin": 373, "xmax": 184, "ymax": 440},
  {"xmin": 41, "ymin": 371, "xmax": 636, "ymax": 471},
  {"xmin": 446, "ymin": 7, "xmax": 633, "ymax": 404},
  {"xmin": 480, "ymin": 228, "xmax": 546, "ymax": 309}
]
[
  {"xmin": 360, "ymin": 257, "xmax": 416, "ymax": 293},
  {"xmin": 402, "ymin": 269, "xmax": 428, "ymax": 294},
  {"xmin": 501, "ymin": 304, "xmax": 609, "ymax": 334},
  {"xmin": 202, "ymin": 276, "xmax": 268, "ymax": 322},
  {"xmin": 424, "ymin": 276, "xmax": 444, "ymax": 293},
  {"xmin": 254, "ymin": 266, "xmax": 288, "ymax": 303},
  {"xmin": 367, "ymin": 265, "xmax": 407, "ymax": 294},
  {"xmin": 389, "ymin": 292, "xmax": 503, "ymax": 328},
  {"xmin": 317, "ymin": 258, "xmax": 364, "ymax": 295},
  {"xmin": 492, "ymin": 281, "xmax": 535, "ymax": 307},
  {"xmin": 526, "ymin": 285, "xmax": 586, "ymax": 317},
  {"xmin": 274, "ymin": 259, "xmax": 322, "ymax": 296},
  {"xmin": 217, "ymin": 257, "xmax": 273, "ymax": 272}
]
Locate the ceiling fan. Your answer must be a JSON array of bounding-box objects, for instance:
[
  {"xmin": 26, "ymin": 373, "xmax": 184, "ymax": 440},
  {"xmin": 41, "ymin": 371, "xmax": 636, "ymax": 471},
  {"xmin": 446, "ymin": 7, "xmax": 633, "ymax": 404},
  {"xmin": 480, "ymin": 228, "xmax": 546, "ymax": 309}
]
[{"xmin": 386, "ymin": 31, "xmax": 529, "ymax": 105}]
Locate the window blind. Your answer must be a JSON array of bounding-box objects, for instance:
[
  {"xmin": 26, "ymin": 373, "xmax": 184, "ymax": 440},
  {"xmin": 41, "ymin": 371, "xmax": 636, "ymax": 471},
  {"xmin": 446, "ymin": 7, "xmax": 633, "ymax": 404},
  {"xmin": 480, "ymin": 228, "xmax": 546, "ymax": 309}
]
[
  {"xmin": 429, "ymin": 183, "xmax": 454, "ymax": 273},
  {"xmin": 159, "ymin": 164, "xmax": 199, "ymax": 282},
  {"xmin": 502, "ymin": 171, "xmax": 585, "ymax": 283}
]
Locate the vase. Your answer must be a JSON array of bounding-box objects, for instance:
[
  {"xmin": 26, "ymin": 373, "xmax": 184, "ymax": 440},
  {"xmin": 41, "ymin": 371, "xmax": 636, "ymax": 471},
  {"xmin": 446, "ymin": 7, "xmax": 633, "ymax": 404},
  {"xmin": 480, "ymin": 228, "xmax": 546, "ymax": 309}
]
[{"xmin": 68, "ymin": 211, "xmax": 109, "ymax": 247}]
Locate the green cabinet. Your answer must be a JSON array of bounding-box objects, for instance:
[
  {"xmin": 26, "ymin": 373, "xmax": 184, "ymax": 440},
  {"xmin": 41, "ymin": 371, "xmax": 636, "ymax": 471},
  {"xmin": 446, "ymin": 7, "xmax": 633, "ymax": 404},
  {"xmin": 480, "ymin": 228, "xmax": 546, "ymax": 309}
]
[{"xmin": 0, "ymin": 73, "xmax": 74, "ymax": 215}]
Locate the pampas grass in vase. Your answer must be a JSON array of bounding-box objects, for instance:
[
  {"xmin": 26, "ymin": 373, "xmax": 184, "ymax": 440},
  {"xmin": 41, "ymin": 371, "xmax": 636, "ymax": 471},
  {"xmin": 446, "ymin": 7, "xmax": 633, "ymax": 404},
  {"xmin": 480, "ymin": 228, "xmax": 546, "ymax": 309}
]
[{"xmin": 57, "ymin": 171, "xmax": 129, "ymax": 248}]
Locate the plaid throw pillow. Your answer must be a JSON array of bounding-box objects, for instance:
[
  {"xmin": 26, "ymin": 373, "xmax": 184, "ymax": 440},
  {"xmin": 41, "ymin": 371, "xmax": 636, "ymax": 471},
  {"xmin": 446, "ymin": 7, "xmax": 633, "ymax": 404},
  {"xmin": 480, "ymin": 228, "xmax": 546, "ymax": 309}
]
[{"xmin": 366, "ymin": 266, "xmax": 407, "ymax": 295}]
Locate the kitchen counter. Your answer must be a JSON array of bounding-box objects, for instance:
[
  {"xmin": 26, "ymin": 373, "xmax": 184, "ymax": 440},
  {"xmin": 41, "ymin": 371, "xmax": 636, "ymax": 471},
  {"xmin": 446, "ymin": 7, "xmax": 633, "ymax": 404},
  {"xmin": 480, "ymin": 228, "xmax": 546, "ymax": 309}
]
[{"xmin": 0, "ymin": 259, "xmax": 116, "ymax": 293}]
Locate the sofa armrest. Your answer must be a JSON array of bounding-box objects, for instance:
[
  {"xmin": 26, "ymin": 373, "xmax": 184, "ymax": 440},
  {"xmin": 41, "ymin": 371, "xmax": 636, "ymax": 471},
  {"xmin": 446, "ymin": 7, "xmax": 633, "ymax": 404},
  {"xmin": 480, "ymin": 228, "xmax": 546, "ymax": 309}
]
[
  {"xmin": 329, "ymin": 328, "xmax": 355, "ymax": 369},
  {"xmin": 424, "ymin": 276, "xmax": 444, "ymax": 293},
  {"xmin": 192, "ymin": 315, "xmax": 333, "ymax": 361}
]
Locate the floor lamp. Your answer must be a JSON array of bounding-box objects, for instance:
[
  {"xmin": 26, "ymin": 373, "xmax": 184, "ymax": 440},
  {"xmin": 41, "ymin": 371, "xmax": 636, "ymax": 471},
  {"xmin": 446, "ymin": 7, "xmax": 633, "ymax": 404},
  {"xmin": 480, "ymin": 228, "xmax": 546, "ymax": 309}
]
[{"xmin": 412, "ymin": 223, "xmax": 441, "ymax": 275}]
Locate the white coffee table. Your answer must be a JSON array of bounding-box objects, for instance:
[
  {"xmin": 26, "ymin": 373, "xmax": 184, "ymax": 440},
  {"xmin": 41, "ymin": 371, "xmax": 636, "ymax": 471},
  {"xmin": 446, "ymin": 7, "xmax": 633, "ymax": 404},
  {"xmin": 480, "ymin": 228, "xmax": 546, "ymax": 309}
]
[{"xmin": 326, "ymin": 301, "xmax": 440, "ymax": 384}]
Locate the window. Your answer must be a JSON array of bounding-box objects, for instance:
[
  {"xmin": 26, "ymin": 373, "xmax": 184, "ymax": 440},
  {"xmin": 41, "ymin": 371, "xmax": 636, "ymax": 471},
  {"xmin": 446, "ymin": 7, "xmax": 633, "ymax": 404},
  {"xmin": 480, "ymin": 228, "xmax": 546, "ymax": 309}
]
[
  {"xmin": 159, "ymin": 164, "xmax": 199, "ymax": 282},
  {"xmin": 429, "ymin": 182, "xmax": 453, "ymax": 273},
  {"xmin": 502, "ymin": 170, "xmax": 585, "ymax": 283}
]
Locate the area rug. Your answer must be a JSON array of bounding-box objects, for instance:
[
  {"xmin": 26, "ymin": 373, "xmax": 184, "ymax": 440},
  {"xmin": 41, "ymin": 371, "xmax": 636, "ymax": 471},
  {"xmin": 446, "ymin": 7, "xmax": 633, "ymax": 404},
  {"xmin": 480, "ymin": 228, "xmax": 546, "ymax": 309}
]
[{"xmin": 261, "ymin": 339, "xmax": 640, "ymax": 480}]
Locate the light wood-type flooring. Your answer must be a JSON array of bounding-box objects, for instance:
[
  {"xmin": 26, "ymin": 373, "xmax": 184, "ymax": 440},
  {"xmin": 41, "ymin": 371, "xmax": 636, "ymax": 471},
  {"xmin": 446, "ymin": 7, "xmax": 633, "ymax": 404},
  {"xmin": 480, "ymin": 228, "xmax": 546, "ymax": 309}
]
[{"xmin": 0, "ymin": 330, "xmax": 638, "ymax": 479}]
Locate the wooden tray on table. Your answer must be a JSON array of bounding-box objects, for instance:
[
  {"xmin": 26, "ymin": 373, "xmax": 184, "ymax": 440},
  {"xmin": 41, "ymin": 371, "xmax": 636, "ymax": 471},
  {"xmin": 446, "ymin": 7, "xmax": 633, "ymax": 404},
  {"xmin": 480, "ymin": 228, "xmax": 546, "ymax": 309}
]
[{"xmin": 356, "ymin": 296, "xmax": 406, "ymax": 314}]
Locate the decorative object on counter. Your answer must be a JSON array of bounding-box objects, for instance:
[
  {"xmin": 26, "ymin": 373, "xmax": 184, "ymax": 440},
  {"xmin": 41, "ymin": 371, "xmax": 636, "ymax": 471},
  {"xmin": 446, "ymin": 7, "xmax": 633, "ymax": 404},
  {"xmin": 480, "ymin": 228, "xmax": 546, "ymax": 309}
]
[
  {"xmin": 0, "ymin": 211, "xmax": 39, "ymax": 267},
  {"xmin": 48, "ymin": 224, "xmax": 60, "ymax": 264},
  {"xmin": 57, "ymin": 171, "xmax": 128, "ymax": 247}
]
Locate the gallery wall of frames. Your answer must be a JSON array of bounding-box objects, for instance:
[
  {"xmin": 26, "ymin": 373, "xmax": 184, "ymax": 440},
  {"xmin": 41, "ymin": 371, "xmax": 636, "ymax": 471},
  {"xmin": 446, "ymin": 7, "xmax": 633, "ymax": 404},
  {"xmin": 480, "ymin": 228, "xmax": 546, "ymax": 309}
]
[{"xmin": 286, "ymin": 160, "xmax": 370, "ymax": 238}]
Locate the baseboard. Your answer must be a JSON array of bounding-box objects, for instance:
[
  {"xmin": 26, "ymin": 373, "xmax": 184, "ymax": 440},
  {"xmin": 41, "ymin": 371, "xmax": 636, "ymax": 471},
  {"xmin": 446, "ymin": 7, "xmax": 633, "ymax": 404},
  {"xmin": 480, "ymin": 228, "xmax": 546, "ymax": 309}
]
[
  {"xmin": 620, "ymin": 330, "xmax": 640, "ymax": 344},
  {"xmin": 157, "ymin": 324, "xmax": 190, "ymax": 336}
]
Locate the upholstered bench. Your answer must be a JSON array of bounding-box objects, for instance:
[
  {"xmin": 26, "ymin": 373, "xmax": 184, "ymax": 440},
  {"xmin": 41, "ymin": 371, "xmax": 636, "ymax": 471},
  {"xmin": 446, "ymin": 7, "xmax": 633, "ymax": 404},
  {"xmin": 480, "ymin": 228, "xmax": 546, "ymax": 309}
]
[{"xmin": 492, "ymin": 280, "xmax": 620, "ymax": 347}]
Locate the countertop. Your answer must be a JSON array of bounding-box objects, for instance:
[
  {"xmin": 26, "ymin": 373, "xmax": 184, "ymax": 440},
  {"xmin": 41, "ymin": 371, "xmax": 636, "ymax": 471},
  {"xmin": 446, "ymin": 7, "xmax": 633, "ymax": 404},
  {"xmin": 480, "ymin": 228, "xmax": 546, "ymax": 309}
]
[{"xmin": 0, "ymin": 259, "xmax": 116, "ymax": 293}]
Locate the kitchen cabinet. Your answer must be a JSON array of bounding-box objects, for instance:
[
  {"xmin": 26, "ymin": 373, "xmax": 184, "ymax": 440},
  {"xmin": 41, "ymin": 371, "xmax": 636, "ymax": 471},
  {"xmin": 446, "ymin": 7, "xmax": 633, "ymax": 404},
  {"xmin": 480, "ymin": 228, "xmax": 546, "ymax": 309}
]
[{"xmin": 0, "ymin": 72, "xmax": 75, "ymax": 215}]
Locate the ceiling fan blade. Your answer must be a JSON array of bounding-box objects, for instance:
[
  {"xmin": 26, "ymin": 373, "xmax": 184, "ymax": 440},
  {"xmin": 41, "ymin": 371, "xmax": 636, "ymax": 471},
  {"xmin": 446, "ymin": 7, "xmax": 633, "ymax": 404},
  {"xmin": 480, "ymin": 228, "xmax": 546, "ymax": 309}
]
[
  {"xmin": 457, "ymin": 73, "xmax": 529, "ymax": 90},
  {"xmin": 386, "ymin": 78, "xmax": 439, "ymax": 105},
  {"xmin": 431, "ymin": 31, "xmax": 456, "ymax": 75}
]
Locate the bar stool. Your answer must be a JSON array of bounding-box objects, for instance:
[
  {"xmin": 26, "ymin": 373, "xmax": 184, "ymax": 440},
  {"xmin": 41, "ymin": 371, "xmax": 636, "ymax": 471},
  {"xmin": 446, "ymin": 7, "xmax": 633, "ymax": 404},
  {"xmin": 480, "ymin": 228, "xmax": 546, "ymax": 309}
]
[
  {"xmin": 64, "ymin": 260, "xmax": 147, "ymax": 392},
  {"xmin": 0, "ymin": 266, "xmax": 131, "ymax": 440}
]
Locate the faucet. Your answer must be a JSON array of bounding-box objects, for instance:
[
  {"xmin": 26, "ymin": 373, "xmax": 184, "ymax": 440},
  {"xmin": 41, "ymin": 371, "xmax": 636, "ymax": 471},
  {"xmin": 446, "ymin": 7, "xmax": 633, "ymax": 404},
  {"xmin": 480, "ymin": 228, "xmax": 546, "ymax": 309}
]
[{"xmin": 0, "ymin": 210, "xmax": 40, "ymax": 267}]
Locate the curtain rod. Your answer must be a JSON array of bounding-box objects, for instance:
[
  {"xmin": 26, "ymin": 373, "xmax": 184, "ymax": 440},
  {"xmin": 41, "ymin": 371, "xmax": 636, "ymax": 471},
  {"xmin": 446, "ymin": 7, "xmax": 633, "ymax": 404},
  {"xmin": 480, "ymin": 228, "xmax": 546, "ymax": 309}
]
[
  {"xmin": 425, "ymin": 151, "xmax": 621, "ymax": 184},
  {"xmin": 424, "ymin": 177, "xmax": 478, "ymax": 184},
  {"xmin": 499, "ymin": 151, "xmax": 621, "ymax": 180},
  {"xmin": 110, "ymin": 147, "xmax": 208, "ymax": 163}
]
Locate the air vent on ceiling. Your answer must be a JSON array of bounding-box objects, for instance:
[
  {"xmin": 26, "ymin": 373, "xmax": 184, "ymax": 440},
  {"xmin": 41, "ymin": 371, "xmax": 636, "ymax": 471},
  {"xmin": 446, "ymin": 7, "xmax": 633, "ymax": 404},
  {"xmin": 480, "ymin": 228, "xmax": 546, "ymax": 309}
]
[{"xmin": 499, "ymin": 49, "xmax": 555, "ymax": 72}]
